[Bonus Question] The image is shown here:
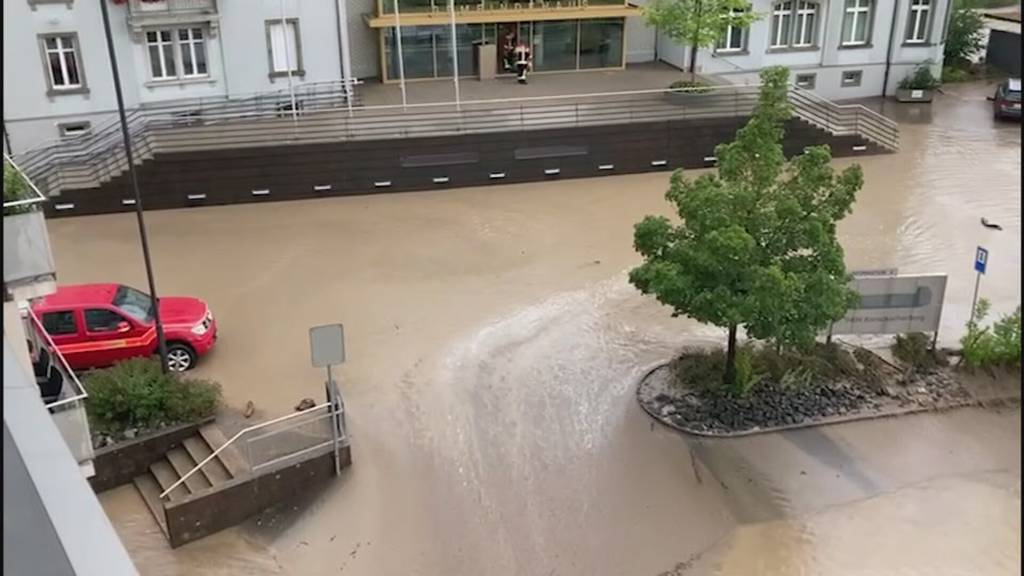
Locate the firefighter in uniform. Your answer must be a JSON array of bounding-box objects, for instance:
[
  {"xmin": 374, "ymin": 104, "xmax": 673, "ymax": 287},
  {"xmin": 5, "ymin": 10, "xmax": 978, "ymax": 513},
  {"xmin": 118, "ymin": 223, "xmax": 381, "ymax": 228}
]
[{"xmin": 514, "ymin": 42, "xmax": 531, "ymax": 85}]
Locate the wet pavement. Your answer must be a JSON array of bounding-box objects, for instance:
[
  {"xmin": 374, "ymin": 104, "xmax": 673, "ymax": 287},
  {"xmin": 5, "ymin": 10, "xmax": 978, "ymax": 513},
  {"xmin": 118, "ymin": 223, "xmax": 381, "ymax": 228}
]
[{"xmin": 49, "ymin": 81, "xmax": 1020, "ymax": 575}]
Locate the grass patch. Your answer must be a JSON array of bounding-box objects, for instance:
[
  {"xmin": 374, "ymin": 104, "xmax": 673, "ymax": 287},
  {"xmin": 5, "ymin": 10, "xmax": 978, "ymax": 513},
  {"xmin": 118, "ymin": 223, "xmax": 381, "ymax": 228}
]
[{"xmin": 84, "ymin": 358, "xmax": 222, "ymax": 439}]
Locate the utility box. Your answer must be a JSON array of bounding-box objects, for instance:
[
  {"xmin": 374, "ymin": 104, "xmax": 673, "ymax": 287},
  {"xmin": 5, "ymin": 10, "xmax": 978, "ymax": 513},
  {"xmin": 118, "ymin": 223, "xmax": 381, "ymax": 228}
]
[{"xmin": 476, "ymin": 42, "xmax": 496, "ymax": 80}]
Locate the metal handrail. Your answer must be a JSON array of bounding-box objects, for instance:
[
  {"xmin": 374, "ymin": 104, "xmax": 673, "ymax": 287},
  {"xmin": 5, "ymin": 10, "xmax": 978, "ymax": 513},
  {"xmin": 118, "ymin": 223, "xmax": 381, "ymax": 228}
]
[
  {"xmin": 23, "ymin": 307, "xmax": 89, "ymax": 410},
  {"xmin": 158, "ymin": 401, "xmax": 333, "ymax": 500},
  {"xmin": 3, "ymin": 154, "xmax": 48, "ymax": 208}
]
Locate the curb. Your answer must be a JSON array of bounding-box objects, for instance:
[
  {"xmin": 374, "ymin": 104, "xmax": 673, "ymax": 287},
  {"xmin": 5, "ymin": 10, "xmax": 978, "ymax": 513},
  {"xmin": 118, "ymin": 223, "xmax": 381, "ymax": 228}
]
[{"xmin": 635, "ymin": 361, "xmax": 1022, "ymax": 438}]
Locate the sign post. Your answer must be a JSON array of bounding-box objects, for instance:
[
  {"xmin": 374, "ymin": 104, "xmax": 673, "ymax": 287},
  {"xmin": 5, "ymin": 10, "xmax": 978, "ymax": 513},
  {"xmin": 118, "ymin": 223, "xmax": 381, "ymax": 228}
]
[
  {"xmin": 309, "ymin": 323, "xmax": 346, "ymax": 476},
  {"xmin": 969, "ymin": 246, "xmax": 988, "ymax": 326}
]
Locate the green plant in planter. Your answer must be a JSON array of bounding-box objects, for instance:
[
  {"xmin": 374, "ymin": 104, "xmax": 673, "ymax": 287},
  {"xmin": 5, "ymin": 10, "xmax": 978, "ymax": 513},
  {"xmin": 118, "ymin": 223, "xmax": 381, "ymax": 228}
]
[
  {"xmin": 669, "ymin": 79, "xmax": 714, "ymax": 94},
  {"xmin": 84, "ymin": 357, "xmax": 222, "ymax": 439},
  {"xmin": 898, "ymin": 64, "xmax": 941, "ymax": 91},
  {"xmin": 4, "ymin": 159, "xmax": 34, "ymax": 215}
]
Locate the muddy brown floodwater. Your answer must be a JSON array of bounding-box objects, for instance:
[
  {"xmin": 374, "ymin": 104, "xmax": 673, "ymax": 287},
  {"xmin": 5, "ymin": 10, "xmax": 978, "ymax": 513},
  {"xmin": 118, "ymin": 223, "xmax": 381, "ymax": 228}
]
[{"xmin": 49, "ymin": 81, "xmax": 1019, "ymax": 575}]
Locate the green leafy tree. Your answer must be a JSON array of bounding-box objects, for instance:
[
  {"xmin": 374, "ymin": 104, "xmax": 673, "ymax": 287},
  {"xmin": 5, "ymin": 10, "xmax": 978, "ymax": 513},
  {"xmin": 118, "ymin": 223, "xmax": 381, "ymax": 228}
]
[
  {"xmin": 629, "ymin": 67, "xmax": 862, "ymax": 391},
  {"xmin": 944, "ymin": 7, "xmax": 984, "ymax": 67},
  {"xmin": 643, "ymin": 0, "xmax": 759, "ymax": 77}
]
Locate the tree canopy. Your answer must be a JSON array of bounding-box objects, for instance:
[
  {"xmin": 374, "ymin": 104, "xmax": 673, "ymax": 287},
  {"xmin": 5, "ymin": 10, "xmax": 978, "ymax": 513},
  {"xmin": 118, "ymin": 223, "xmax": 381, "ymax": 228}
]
[
  {"xmin": 642, "ymin": 0, "xmax": 759, "ymax": 74},
  {"xmin": 629, "ymin": 66, "xmax": 863, "ymax": 389}
]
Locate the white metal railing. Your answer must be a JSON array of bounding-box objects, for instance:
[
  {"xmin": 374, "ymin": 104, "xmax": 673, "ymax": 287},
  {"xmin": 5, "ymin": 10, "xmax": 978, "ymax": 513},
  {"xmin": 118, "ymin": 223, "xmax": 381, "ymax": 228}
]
[
  {"xmin": 158, "ymin": 400, "xmax": 344, "ymax": 500},
  {"xmin": 12, "ymin": 81, "xmax": 899, "ymax": 199},
  {"xmin": 23, "ymin": 307, "xmax": 94, "ymax": 467}
]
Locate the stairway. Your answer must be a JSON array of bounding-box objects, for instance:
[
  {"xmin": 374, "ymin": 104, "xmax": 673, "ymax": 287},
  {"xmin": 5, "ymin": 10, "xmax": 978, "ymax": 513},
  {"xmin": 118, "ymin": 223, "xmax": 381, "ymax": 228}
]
[{"xmin": 133, "ymin": 423, "xmax": 249, "ymax": 538}]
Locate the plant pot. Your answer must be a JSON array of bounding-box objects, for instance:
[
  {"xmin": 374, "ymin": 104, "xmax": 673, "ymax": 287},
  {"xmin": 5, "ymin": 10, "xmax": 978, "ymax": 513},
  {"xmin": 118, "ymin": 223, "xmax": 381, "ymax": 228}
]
[{"xmin": 896, "ymin": 88, "xmax": 934, "ymax": 103}]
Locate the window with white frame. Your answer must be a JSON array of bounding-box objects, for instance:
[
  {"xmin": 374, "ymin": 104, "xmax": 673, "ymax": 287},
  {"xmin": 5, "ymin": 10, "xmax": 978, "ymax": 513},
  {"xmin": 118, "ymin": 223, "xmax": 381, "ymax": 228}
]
[
  {"xmin": 793, "ymin": 1, "xmax": 818, "ymax": 47},
  {"xmin": 146, "ymin": 30, "xmax": 175, "ymax": 79},
  {"xmin": 905, "ymin": 0, "xmax": 931, "ymax": 43},
  {"xmin": 841, "ymin": 0, "xmax": 872, "ymax": 46},
  {"xmin": 41, "ymin": 34, "xmax": 83, "ymax": 91},
  {"xmin": 267, "ymin": 20, "xmax": 303, "ymax": 76},
  {"xmin": 770, "ymin": 1, "xmax": 793, "ymax": 48},
  {"xmin": 145, "ymin": 27, "xmax": 208, "ymax": 81},
  {"xmin": 717, "ymin": 8, "xmax": 747, "ymax": 52},
  {"xmin": 178, "ymin": 28, "xmax": 208, "ymax": 77}
]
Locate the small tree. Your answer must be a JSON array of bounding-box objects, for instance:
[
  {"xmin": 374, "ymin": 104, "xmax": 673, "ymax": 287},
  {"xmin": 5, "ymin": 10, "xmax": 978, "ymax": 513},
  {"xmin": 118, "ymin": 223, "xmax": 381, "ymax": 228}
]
[
  {"xmin": 629, "ymin": 67, "xmax": 862, "ymax": 391},
  {"xmin": 643, "ymin": 0, "xmax": 759, "ymax": 78},
  {"xmin": 944, "ymin": 7, "xmax": 984, "ymax": 67}
]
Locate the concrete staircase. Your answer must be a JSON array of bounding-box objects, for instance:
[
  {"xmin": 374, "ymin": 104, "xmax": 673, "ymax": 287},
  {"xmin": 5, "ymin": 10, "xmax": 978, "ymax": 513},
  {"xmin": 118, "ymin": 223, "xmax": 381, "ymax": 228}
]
[{"xmin": 132, "ymin": 423, "xmax": 248, "ymax": 538}]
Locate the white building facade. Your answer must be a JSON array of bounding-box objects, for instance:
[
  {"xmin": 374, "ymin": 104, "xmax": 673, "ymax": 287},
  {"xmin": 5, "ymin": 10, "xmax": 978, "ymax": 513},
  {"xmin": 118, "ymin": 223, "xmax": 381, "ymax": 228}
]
[{"xmin": 3, "ymin": 0, "xmax": 949, "ymax": 153}]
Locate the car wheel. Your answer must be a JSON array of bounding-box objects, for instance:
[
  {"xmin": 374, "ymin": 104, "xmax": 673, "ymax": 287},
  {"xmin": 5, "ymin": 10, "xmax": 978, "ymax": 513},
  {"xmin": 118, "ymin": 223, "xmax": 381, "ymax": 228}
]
[{"xmin": 166, "ymin": 343, "xmax": 197, "ymax": 372}]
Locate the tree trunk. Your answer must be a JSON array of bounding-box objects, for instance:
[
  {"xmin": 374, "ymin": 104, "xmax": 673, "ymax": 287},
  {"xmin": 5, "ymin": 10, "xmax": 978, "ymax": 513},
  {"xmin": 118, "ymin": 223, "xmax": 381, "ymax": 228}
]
[
  {"xmin": 688, "ymin": 0, "xmax": 702, "ymax": 76},
  {"xmin": 724, "ymin": 323, "xmax": 738, "ymax": 388}
]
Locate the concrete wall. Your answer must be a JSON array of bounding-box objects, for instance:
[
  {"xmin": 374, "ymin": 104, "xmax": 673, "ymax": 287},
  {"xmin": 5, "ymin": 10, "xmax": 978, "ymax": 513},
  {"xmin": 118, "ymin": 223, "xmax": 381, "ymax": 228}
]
[
  {"xmin": 164, "ymin": 445, "xmax": 351, "ymax": 548},
  {"xmin": 44, "ymin": 115, "xmax": 887, "ymax": 218},
  {"xmin": 3, "ymin": 337, "xmax": 138, "ymax": 575},
  {"xmin": 88, "ymin": 418, "xmax": 214, "ymax": 493}
]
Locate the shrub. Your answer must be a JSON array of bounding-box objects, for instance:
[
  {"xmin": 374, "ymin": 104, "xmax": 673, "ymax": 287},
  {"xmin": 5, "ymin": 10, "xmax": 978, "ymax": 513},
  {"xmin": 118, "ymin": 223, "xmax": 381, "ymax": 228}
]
[
  {"xmin": 84, "ymin": 358, "xmax": 221, "ymax": 437},
  {"xmin": 941, "ymin": 66, "xmax": 969, "ymax": 83},
  {"xmin": 4, "ymin": 160, "xmax": 34, "ymax": 215},
  {"xmin": 898, "ymin": 64, "xmax": 941, "ymax": 91},
  {"xmin": 944, "ymin": 7, "xmax": 984, "ymax": 67},
  {"xmin": 960, "ymin": 299, "xmax": 1022, "ymax": 372},
  {"xmin": 669, "ymin": 79, "xmax": 714, "ymax": 93},
  {"xmin": 892, "ymin": 332, "xmax": 947, "ymax": 371}
]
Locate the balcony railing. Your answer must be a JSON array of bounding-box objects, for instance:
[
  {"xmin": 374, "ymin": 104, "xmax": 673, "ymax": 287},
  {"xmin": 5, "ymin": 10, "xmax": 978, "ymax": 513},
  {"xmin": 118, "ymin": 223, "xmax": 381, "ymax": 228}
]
[
  {"xmin": 4, "ymin": 155, "xmax": 56, "ymax": 298},
  {"xmin": 128, "ymin": 0, "xmax": 217, "ymax": 15},
  {"xmin": 24, "ymin": 308, "xmax": 95, "ymax": 476}
]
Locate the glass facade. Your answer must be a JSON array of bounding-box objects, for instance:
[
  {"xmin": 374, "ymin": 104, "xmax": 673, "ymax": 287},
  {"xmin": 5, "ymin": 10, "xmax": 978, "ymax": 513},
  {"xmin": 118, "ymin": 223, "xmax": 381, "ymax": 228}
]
[{"xmin": 383, "ymin": 18, "xmax": 623, "ymax": 80}]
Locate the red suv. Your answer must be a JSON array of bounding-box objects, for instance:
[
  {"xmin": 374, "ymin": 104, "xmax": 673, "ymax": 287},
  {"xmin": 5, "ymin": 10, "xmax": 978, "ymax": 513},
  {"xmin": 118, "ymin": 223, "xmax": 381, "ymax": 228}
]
[{"xmin": 32, "ymin": 283, "xmax": 217, "ymax": 372}]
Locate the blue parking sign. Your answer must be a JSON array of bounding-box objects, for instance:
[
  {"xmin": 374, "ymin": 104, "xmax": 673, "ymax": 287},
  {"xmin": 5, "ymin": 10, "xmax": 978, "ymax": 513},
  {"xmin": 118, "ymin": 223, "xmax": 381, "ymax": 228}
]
[{"xmin": 975, "ymin": 246, "xmax": 988, "ymax": 274}]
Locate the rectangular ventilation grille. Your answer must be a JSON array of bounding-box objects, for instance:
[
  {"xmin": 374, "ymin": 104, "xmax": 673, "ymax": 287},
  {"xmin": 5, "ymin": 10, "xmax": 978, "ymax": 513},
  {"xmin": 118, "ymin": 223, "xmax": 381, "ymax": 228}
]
[
  {"xmin": 313, "ymin": 184, "xmax": 332, "ymax": 192},
  {"xmin": 54, "ymin": 203, "xmax": 75, "ymax": 211},
  {"xmin": 489, "ymin": 173, "xmax": 506, "ymax": 179},
  {"xmin": 374, "ymin": 181, "xmax": 392, "ymax": 188},
  {"xmin": 187, "ymin": 194, "xmax": 207, "ymax": 200},
  {"xmin": 251, "ymin": 189, "xmax": 270, "ymax": 196},
  {"xmin": 650, "ymin": 160, "xmax": 668, "ymax": 167},
  {"xmin": 544, "ymin": 168, "xmax": 561, "ymax": 175},
  {"xmin": 598, "ymin": 164, "xmax": 615, "ymax": 171},
  {"xmin": 121, "ymin": 199, "xmax": 136, "ymax": 206},
  {"xmin": 432, "ymin": 177, "xmax": 450, "ymax": 184}
]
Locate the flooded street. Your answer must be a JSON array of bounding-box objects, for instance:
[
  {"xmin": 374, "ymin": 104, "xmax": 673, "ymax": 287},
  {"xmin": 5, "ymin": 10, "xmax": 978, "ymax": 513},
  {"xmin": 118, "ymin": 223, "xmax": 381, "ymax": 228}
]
[{"xmin": 49, "ymin": 81, "xmax": 1020, "ymax": 575}]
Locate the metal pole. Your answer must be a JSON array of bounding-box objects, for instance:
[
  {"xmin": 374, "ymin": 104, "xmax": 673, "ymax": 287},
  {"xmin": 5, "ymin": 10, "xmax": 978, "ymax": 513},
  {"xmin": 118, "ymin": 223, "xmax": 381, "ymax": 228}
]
[
  {"xmin": 968, "ymin": 270, "xmax": 982, "ymax": 325},
  {"xmin": 448, "ymin": 0, "xmax": 461, "ymax": 110},
  {"xmin": 99, "ymin": 0, "xmax": 169, "ymax": 373},
  {"xmin": 2, "ymin": 118, "xmax": 12, "ymax": 155},
  {"xmin": 394, "ymin": 0, "xmax": 408, "ymax": 109},
  {"xmin": 279, "ymin": 0, "xmax": 299, "ymax": 129},
  {"xmin": 336, "ymin": 0, "xmax": 355, "ymax": 116},
  {"xmin": 325, "ymin": 364, "xmax": 341, "ymax": 476}
]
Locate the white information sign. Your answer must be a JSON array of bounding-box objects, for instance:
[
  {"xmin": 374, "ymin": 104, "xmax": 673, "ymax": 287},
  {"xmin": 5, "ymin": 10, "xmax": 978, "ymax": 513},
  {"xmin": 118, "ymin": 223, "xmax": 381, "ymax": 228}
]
[{"xmin": 830, "ymin": 274, "xmax": 947, "ymax": 336}]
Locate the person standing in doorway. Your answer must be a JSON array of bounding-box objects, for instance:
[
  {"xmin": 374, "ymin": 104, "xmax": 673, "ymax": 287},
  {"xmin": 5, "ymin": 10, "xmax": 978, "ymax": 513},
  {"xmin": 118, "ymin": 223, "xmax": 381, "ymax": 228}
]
[
  {"xmin": 514, "ymin": 41, "xmax": 531, "ymax": 84},
  {"xmin": 502, "ymin": 28, "xmax": 517, "ymax": 72}
]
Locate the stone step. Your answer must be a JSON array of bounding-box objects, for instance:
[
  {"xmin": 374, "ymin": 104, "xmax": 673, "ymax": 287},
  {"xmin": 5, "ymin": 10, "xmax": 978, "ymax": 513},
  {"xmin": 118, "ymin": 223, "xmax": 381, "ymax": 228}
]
[
  {"xmin": 132, "ymin": 473, "xmax": 169, "ymax": 537},
  {"xmin": 182, "ymin": 435, "xmax": 232, "ymax": 486},
  {"xmin": 198, "ymin": 424, "xmax": 249, "ymax": 479},
  {"xmin": 149, "ymin": 459, "xmax": 189, "ymax": 501},
  {"xmin": 165, "ymin": 447, "xmax": 213, "ymax": 494}
]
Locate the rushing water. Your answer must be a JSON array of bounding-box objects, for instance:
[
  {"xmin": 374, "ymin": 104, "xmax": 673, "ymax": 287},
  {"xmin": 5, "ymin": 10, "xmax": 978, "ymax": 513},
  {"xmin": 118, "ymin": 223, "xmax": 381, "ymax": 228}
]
[{"xmin": 51, "ymin": 81, "xmax": 1019, "ymax": 575}]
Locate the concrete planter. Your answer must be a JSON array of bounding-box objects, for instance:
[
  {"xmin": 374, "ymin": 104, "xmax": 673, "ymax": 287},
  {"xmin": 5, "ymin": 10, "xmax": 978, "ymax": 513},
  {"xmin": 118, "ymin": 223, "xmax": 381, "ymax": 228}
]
[
  {"xmin": 896, "ymin": 88, "xmax": 935, "ymax": 103},
  {"xmin": 88, "ymin": 417, "xmax": 214, "ymax": 493},
  {"xmin": 664, "ymin": 90, "xmax": 715, "ymax": 106}
]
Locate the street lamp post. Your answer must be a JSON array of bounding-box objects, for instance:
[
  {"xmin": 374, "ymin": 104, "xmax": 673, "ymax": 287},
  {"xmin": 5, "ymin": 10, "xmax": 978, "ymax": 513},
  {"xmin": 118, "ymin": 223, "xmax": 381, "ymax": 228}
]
[{"xmin": 99, "ymin": 0, "xmax": 169, "ymax": 372}]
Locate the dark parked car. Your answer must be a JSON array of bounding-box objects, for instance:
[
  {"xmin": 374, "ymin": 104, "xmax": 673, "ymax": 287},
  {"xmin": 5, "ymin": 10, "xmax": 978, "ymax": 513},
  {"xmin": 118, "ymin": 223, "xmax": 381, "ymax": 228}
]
[{"xmin": 993, "ymin": 78, "xmax": 1021, "ymax": 120}]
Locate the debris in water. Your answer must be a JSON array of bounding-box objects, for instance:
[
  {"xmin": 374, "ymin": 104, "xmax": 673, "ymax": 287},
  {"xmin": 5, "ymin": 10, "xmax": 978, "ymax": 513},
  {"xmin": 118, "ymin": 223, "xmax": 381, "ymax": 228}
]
[
  {"xmin": 244, "ymin": 401, "xmax": 255, "ymax": 418},
  {"xmin": 981, "ymin": 217, "xmax": 1003, "ymax": 230},
  {"xmin": 296, "ymin": 397, "xmax": 316, "ymax": 411}
]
